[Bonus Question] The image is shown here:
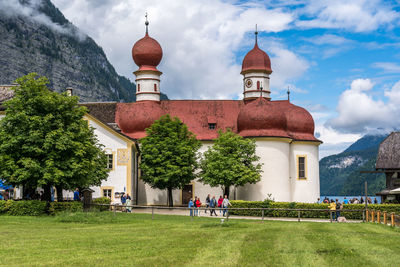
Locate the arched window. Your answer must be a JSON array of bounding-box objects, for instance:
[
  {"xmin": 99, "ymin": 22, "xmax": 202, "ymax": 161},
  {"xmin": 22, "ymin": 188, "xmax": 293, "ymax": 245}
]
[
  {"xmin": 154, "ymin": 84, "xmax": 157, "ymax": 91},
  {"xmin": 257, "ymin": 81, "xmax": 260, "ymax": 90},
  {"xmin": 137, "ymin": 84, "xmax": 140, "ymax": 92}
]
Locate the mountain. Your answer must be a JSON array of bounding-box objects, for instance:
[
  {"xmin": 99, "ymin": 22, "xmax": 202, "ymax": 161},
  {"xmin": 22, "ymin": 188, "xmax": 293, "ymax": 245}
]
[
  {"xmin": 319, "ymin": 134, "xmax": 387, "ymax": 196},
  {"xmin": 0, "ymin": 0, "xmax": 167, "ymax": 102}
]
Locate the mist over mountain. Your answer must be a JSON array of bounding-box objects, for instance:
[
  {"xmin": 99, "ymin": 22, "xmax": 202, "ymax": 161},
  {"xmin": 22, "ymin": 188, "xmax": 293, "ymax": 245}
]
[
  {"xmin": 0, "ymin": 0, "xmax": 167, "ymax": 102},
  {"xmin": 320, "ymin": 134, "xmax": 387, "ymax": 196}
]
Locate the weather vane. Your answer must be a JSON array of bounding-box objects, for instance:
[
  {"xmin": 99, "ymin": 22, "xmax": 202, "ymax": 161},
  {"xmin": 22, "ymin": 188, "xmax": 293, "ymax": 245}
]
[{"xmin": 145, "ymin": 12, "xmax": 149, "ymax": 34}]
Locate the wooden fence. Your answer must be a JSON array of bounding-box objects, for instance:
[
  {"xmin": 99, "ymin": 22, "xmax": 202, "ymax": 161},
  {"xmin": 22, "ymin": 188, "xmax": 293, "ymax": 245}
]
[{"xmin": 365, "ymin": 209, "xmax": 400, "ymax": 227}]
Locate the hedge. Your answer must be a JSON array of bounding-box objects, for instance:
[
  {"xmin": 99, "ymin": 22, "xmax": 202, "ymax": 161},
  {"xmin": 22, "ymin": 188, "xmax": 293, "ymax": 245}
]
[
  {"xmin": 0, "ymin": 200, "xmax": 83, "ymax": 216},
  {"xmin": 92, "ymin": 197, "xmax": 111, "ymax": 211},
  {"xmin": 230, "ymin": 200, "xmax": 400, "ymax": 220}
]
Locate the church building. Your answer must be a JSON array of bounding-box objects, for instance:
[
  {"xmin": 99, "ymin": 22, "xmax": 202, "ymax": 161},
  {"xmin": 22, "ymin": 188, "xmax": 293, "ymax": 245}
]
[{"xmin": 84, "ymin": 20, "xmax": 321, "ymax": 205}]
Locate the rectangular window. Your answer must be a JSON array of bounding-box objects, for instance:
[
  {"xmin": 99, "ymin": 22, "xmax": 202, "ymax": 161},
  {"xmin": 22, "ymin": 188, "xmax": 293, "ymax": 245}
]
[
  {"xmin": 208, "ymin": 123, "xmax": 216, "ymax": 130},
  {"xmin": 298, "ymin": 156, "xmax": 306, "ymax": 179},
  {"xmin": 103, "ymin": 189, "xmax": 112, "ymax": 198},
  {"xmin": 106, "ymin": 154, "xmax": 113, "ymax": 169}
]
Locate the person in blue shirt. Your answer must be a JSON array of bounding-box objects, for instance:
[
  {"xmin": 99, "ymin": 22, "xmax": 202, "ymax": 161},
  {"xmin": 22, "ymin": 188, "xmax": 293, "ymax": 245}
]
[
  {"xmin": 73, "ymin": 188, "xmax": 80, "ymax": 201},
  {"xmin": 343, "ymin": 197, "xmax": 349, "ymax": 205},
  {"xmin": 188, "ymin": 198, "xmax": 194, "ymax": 216}
]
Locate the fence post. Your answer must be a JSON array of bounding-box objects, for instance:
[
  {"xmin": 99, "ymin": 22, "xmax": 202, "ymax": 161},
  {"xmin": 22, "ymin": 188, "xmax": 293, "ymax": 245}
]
[
  {"xmin": 298, "ymin": 211, "xmax": 300, "ymax": 222},
  {"xmin": 384, "ymin": 211, "xmax": 387, "ymax": 225},
  {"xmin": 391, "ymin": 213, "xmax": 395, "ymax": 227},
  {"xmin": 377, "ymin": 211, "xmax": 381, "ymax": 224},
  {"xmin": 366, "ymin": 210, "xmax": 369, "ymax": 222},
  {"xmin": 226, "ymin": 209, "xmax": 229, "ymax": 221},
  {"xmin": 362, "ymin": 210, "xmax": 365, "ymax": 223},
  {"xmin": 262, "ymin": 209, "xmax": 264, "ymax": 222},
  {"xmin": 371, "ymin": 210, "xmax": 375, "ymax": 223},
  {"xmin": 152, "ymin": 206, "xmax": 154, "ymax": 220},
  {"xmin": 330, "ymin": 211, "xmax": 332, "ymax": 223}
]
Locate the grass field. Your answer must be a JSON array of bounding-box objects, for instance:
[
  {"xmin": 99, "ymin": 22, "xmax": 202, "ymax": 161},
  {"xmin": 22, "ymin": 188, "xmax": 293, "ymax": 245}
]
[{"xmin": 0, "ymin": 212, "xmax": 399, "ymax": 267}]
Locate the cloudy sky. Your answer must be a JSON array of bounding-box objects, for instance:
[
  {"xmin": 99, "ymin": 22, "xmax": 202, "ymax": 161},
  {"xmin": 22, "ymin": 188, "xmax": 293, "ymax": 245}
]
[{"xmin": 16, "ymin": 0, "xmax": 400, "ymax": 157}]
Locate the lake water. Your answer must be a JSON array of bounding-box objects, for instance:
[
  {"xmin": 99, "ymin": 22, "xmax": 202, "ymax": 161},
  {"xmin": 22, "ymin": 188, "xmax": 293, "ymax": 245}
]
[{"xmin": 320, "ymin": 195, "xmax": 382, "ymax": 204}]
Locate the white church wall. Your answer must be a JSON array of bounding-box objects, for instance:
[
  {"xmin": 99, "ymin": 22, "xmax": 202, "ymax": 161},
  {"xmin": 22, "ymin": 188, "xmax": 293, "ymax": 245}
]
[
  {"xmin": 237, "ymin": 139, "xmax": 291, "ymax": 202},
  {"xmin": 86, "ymin": 117, "xmax": 131, "ymax": 203},
  {"xmin": 289, "ymin": 142, "xmax": 320, "ymax": 203}
]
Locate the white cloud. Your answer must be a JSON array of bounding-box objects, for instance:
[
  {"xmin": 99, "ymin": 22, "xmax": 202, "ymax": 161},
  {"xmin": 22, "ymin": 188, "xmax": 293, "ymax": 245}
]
[
  {"xmin": 296, "ymin": 0, "xmax": 399, "ymax": 32},
  {"xmin": 0, "ymin": 0, "xmax": 86, "ymax": 41},
  {"xmin": 373, "ymin": 62, "xmax": 400, "ymax": 73},
  {"xmin": 52, "ymin": 0, "xmax": 308, "ymax": 100},
  {"xmin": 327, "ymin": 78, "xmax": 400, "ymax": 133},
  {"xmin": 304, "ymin": 34, "xmax": 353, "ymax": 46}
]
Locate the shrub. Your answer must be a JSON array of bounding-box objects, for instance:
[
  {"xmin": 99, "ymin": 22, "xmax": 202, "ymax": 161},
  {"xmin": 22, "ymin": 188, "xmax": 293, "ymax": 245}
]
[
  {"xmin": 92, "ymin": 197, "xmax": 111, "ymax": 211},
  {"xmin": 230, "ymin": 201, "xmax": 400, "ymax": 220},
  {"xmin": 48, "ymin": 201, "xmax": 83, "ymax": 215},
  {"xmin": 0, "ymin": 200, "xmax": 83, "ymax": 216}
]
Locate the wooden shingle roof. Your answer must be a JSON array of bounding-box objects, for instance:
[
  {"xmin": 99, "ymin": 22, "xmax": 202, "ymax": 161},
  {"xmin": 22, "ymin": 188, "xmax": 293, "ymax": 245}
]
[{"xmin": 376, "ymin": 132, "xmax": 400, "ymax": 170}]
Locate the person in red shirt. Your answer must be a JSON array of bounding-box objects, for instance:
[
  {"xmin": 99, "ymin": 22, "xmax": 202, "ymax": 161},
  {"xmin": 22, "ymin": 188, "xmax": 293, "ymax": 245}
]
[
  {"xmin": 217, "ymin": 195, "xmax": 223, "ymax": 215},
  {"xmin": 196, "ymin": 197, "xmax": 202, "ymax": 216}
]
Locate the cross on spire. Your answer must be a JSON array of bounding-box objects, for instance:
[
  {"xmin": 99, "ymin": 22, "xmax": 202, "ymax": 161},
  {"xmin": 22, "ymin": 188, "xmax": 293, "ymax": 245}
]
[
  {"xmin": 145, "ymin": 12, "xmax": 149, "ymax": 34},
  {"xmin": 255, "ymin": 24, "xmax": 258, "ymax": 44}
]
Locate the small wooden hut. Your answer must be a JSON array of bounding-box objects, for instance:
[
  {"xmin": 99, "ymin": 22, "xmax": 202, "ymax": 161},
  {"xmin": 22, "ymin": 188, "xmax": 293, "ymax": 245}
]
[{"xmin": 376, "ymin": 132, "xmax": 400, "ymax": 202}]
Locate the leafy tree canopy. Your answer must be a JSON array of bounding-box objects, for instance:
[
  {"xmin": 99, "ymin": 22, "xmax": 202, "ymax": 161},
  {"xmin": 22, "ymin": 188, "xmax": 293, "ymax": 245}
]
[
  {"xmin": 199, "ymin": 129, "xmax": 262, "ymax": 197},
  {"xmin": 0, "ymin": 73, "xmax": 109, "ymax": 200},
  {"xmin": 139, "ymin": 114, "xmax": 201, "ymax": 206}
]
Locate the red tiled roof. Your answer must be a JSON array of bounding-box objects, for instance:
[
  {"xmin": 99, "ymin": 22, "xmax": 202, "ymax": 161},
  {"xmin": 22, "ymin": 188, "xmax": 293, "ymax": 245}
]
[{"xmin": 115, "ymin": 99, "xmax": 320, "ymax": 142}]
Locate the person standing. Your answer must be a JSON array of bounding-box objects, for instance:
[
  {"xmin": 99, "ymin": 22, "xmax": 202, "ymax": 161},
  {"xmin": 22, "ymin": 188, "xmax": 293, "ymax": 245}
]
[
  {"xmin": 193, "ymin": 196, "xmax": 198, "ymax": 216},
  {"xmin": 218, "ymin": 195, "xmax": 223, "ymax": 214},
  {"xmin": 329, "ymin": 199, "xmax": 336, "ymax": 221},
  {"xmin": 222, "ymin": 195, "xmax": 231, "ymax": 217},
  {"xmin": 209, "ymin": 196, "xmax": 217, "ymax": 216},
  {"xmin": 336, "ymin": 199, "xmax": 342, "ymax": 221},
  {"xmin": 343, "ymin": 197, "xmax": 349, "ymax": 205},
  {"xmin": 196, "ymin": 197, "xmax": 202, "ymax": 216},
  {"xmin": 188, "ymin": 198, "xmax": 194, "ymax": 216},
  {"xmin": 205, "ymin": 194, "xmax": 210, "ymax": 214},
  {"xmin": 73, "ymin": 188, "xmax": 80, "ymax": 201},
  {"xmin": 126, "ymin": 196, "xmax": 132, "ymax": 213},
  {"xmin": 121, "ymin": 193, "xmax": 127, "ymax": 212}
]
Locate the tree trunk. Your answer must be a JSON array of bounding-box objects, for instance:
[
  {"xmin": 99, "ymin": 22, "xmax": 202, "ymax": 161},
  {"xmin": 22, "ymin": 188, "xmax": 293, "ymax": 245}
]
[
  {"xmin": 42, "ymin": 184, "xmax": 52, "ymax": 202},
  {"xmin": 224, "ymin": 185, "xmax": 230, "ymax": 198},
  {"xmin": 167, "ymin": 187, "xmax": 173, "ymax": 207},
  {"xmin": 55, "ymin": 185, "xmax": 63, "ymax": 202}
]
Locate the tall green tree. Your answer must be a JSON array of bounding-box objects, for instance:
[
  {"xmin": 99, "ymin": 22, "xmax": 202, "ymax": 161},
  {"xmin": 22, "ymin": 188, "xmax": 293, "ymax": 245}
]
[
  {"xmin": 139, "ymin": 114, "xmax": 201, "ymax": 206},
  {"xmin": 199, "ymin": 129, "xmax": 263, "ymax": 198},
  {"xmin": 0, "ymin": 73, "xmax": 109, "ymax": 201}
]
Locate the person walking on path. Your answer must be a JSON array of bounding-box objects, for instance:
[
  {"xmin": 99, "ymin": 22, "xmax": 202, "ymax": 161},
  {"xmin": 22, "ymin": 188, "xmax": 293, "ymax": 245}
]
[
  {"xmin": 193, "ymin": 196, "xmax": 198, "ymax": 216},
  {"xmin": 73, "ymin": 188, "xmax": 80, "ymax": 201},
  {"xmin": 209, "ymin": 196, "xmax": 217, "ymax": 216},
  {"xmin": 188, "ymin": 198, "xmax": 194, "ymax": 217},
  {"xmin": 205, "ymin": 194, "xmax": 210, "ymax": 214},
  {"xmin": 329, "ymin": 199, "xmax": 336, "ymax": 221},
  {"xmin": 222, "ymin": 195, "xmax": 231, "ymax": 217},
  {"xmin": 196, "ymin": 197, "xmax": 202, "ymax": 216},
  {"xmin": 121, "ymin": 193, "xmax": 127, "ymax": 212},
  {"xmin": 126, "ymin": 196, "xmax": 132, "ymax": 213},
  {"xmin": 218, "ymin": 195, "xmax": 223, "ymax": 214}
]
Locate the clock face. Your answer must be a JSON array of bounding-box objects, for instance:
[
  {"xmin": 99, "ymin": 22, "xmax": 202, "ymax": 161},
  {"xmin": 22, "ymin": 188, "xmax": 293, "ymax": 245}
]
[{"xmin": 245, "ymin": 79, "xmax": 253, "ymax": 88}]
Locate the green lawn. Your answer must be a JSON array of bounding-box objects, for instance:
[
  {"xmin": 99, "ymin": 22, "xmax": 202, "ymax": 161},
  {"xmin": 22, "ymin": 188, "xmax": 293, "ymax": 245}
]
[{"xmin": 0, "ymin": 212, "xmax": 399, "ymax": 267}]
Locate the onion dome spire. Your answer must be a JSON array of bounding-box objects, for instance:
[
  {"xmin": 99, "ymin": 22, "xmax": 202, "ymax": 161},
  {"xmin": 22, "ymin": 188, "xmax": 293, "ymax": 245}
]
[{"xmin": 145, "ymin": 12, "xmax": 149, "ymax": 35}]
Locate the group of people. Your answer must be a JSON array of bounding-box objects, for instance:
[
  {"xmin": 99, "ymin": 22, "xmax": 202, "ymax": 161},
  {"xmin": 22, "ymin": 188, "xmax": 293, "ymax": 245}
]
[
  {"xmin": 120, "ymin": 193, "xmax": 132, "ymax": 212},
  {"xmin": 328, "ymin": 199, "xmax": 343, "ymax": 221},
  {"xmin": 319, "ymin": 196, "xmax": 378, "ymax": 204},
  {"xmin": 188, "ymin": 194, "xmax": 232, "ymax": 217}
]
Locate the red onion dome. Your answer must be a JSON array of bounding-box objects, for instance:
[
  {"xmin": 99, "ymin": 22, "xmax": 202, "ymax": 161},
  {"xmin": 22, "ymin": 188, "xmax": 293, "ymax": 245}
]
[
  {"xmin": 237, "ymin": 97, "xmax": 288, "ymax": 138},
  {"xmin": 116, "ymin": 101, "xmax": 164, "ymax": 139},
  {"xmin": 241, "ymin": 42, "xmax": 272, "ymax": 74},
  {"xmin": 132, "ymin": 33, "xmax": 163, "ymax": 69},
  {"xmin": 283, "ymin": 102, "xmax": 317, "ymax": 141}
]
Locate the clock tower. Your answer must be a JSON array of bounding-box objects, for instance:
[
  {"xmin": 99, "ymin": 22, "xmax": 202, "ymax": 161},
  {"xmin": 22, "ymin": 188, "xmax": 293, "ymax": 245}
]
[{"xmin": 241, "ymin": 27, "xmax": 272, "ymax": 101}]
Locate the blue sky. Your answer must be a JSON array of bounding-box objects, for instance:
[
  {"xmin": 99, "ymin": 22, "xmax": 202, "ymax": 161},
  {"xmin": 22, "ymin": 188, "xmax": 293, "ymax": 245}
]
[{"xmin": 12, "ymin": 0, "xmax": 400, "ymax": 157}]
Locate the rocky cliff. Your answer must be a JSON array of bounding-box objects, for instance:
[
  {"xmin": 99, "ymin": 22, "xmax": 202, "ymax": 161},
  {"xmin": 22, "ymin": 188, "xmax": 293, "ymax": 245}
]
[{"xmin": 0, "ymin": 0, "xmax": 167, "ymax": 102}]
